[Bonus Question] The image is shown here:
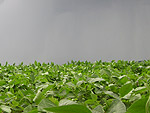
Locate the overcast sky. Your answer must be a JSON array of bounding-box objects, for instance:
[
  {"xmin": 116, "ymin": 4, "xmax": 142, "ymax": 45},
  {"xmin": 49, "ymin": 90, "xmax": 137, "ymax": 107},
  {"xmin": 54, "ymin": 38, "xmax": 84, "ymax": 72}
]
[{"xmin": 0, "ymin": 0, "xmax": 150, "ymax": 64}]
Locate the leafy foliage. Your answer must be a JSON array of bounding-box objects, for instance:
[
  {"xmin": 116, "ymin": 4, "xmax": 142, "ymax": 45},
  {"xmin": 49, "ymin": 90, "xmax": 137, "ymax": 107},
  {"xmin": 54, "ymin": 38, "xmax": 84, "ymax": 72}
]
[{"xmin": 0, "ymin": 60, "xmax": 150, "ymax": 113}]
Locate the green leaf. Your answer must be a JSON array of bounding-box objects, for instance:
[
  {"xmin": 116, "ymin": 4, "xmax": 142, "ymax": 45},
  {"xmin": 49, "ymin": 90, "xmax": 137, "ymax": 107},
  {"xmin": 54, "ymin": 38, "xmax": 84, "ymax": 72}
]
[
  {"xmin": 92, "ymin": 105, "xmax": 104, "ymax": 113},
  {"xmin": 59, "ymin": 99, "xmax": 77, "ymax": 106},
  {"xmin": 129, "ymin": 94, "xmax": 141, "ymax": 102},
  {"xmin": 107, "ymin": 99, "xmax": 126, "ymax": 113},
  {"xmin": 146, "ymin": 96, "xmax": 150, "ymax": 113},
  {"xmin": 59, "ymin": 89, "xmax": 67, "ymax": 97},
  {"xmin": 44, "ymin": 104, "xmax": 92, "ymax": 113},
  {"xmin": 49, "ymin": 97, "xmax": 59, "ymax": 106},
  {"xmin": 23, "ymin": 104, "xmax": 32, "ymax": 113},
  {"xmin": 0, "ymin": 109, "xmax": 2, "ymax": 113},
  {"xmin": 38, "ymin": 98, "xmax": 56, "ymax": 112},
  {"xmin": 117, "ymin": 75, "xmax": 128, "ymax": 85},
  {"xmin": 18, "ymin": 90, "xmax": 24, "ymax": 97},
  {"xmin": 33, "ymin": 85, "xmax": 52, "ymax": 104},
  {"xmin": 30, "ymin": 73, "xmax": 35, "ymax": 83},
  {"xmin": 28, "ymin": 109, "xmax": 38, "ymax": 113},
  {"xmin": 0, "ymin": 105, "xmax": 11, "ymax": 113},
  {"xmin": 145, "ymin": 83, "xmax": 150, "ymax": 93},
  {"xmin": 134, "ymin": 86, "xmax": 147, "ymax": 94},
  {"xmin": 0, "ymin": 80, "xmax": 6, "ymax": 86},
  {"xmin": 127, "ymin": 97, "xmax": 148, "ymax": 113},
  {"xmin": 104, "ymin": 91, "xmax": 120, "ymax": 100},
  {"xmin": 12, "ymin": 100, "xmax": 19, "ymax": 106},
  {"xmin": 76, "ymin": 80, "xmax": 84, "ymax": 86},
  {"xmin": 33, "ymin": 90, "xmax": 44, "ymax": 105},
  {"xmin": 85, "ymin": 99, "xmax": 95, "ymax": 105},
  {"xmin": 91, "ymin": 92, "xmax": 97, "ymax": 101},
  {"xmin": 101, "ymin": 69, "xmax": 111, "ymax": 76},
  {"xmin": 88, "ymin": 78, "xmax": 105, "ymax": 83},
  {"xmin": 34, "ymin": 61, "xmax": 38, "ymax": 66},
  {"xmin": 119, "ymin": 82, "xmax": 132, "ymax": 97}
]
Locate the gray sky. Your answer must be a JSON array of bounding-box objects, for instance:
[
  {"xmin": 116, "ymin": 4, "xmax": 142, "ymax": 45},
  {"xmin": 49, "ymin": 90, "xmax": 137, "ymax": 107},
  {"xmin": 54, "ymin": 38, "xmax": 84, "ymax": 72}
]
[{"xmin": 0, "ymin": 0, "xmax": 150, "ymax": 64}]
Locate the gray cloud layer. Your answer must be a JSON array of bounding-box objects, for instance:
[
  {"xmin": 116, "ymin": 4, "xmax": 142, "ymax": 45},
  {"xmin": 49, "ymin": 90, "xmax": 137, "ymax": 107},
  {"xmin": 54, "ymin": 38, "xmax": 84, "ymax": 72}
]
[{"xmin": 0, "ymin": 0, "xmax": 150, "ymax": 64}]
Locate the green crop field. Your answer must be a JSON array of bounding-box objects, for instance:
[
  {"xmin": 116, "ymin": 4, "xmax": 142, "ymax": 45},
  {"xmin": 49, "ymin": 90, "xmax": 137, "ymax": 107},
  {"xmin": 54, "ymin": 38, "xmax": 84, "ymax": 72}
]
[{"xmin": 0, "ymin": 60, "xmax": 150, "ymax": 113}]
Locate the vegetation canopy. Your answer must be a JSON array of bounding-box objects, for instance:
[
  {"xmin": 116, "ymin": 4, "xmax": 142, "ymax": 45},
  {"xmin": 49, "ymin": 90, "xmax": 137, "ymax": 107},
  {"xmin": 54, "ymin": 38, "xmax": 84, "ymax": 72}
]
[{"xmin": 0, "ymin": 60, "xmax": 150, "ymax": 113}]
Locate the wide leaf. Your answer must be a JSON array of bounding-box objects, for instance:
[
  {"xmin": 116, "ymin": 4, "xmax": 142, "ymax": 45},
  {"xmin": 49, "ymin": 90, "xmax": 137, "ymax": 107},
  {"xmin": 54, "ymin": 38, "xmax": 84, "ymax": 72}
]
[
  {"xmin": 119, "ymin": 82, "xmax": 132, "ymax": 97},
  {"xmin": 92, "ymin": 105, "xmax": 104, "ymax": 113},
  {"xmin": 107, "ymin": 99, "xmax": 126, "ymax": 113},
  {"xmin": 44, "ymin": 104, "xmax": 92, "ymax": 113},
  {"xmin": 38, "ymin": 98, "xmax": 56, "ymax": 112},
  {"xmin": 0, "ymin": 105, "xmax": 11, "ymax": 113},
  {"xmin": 126, "ymin": 97, "xmax": 148, "ymax": 113}
]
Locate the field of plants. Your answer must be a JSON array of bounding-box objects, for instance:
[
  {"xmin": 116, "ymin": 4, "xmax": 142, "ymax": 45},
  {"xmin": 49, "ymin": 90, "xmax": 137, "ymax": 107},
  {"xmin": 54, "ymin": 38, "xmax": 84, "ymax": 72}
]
[{"xmin": 0, "ymin": 60, "xmax": 150, "ymax": 113}]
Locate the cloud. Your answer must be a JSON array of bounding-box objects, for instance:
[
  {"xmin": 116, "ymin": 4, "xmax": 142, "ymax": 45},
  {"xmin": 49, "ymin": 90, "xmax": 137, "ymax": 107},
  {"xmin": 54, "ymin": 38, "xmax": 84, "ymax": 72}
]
[{"xmin": 0, "ymin": 0, "xmax": 4, "ymax": 4}]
